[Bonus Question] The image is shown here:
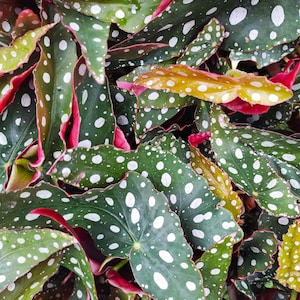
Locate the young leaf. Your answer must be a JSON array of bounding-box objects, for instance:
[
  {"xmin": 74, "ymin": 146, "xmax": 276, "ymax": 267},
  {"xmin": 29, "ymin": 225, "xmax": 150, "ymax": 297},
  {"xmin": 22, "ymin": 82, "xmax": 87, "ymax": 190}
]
[
  {"xmin": 0, "ymin": 228, "xmax": 76, "ymax": 292},
  {"xmin": 134, "ymin": 64, "xmax": 293, "ymax": 107},
  {"xmin": 0, "ymin": 24, "xmax": 55, "ymax": 74},
  {"xmin": 276, "ymin": 219, "xmax": 300, "ymax": 292}
]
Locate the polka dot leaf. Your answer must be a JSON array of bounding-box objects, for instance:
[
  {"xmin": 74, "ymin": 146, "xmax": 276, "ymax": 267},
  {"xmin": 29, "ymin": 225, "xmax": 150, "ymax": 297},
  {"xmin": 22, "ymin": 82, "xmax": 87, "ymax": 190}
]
[
  {"xmin": 237, "ymin": 230, "xmax": 277, "ymax": 278},
  {"xmin": 0, "ymin": 77, "xmax": 37, "ymax": 192},
  {"xmin": 258, "ymin": 210, "xmax": 294, "ymax": 241},
  {"xmin": 120, "ymin": 1, "xmax": 300, "ymax": 63},
  {"xmin": 134, "ymin": 64, "xmax": 293, "ymax": 107},
  {"xmin": 190, "ymin": 145, "xmax": 243, "ymax": 221},
  {"xmin": 0, "ymin": 24, "xmax": 55, "ymax": 75},
  {"xmin": 61, "ymin": 244, "xmax": 98, "ymax": 300},
  {"xmin": 177, "ymin": 18, "xmax": 225, "ymax": 68},
  {"xmin": 51, "ymin": 143, "xmax": 242, "ymax": 251},
  {"xmin": 0, "ymin": 174, "xmax": 205, "ymax": 299},
  {"xmin": 196, "ymin": 233, "xmax": 237, "ymax": 299},
  {"xmin": 57, "ymin": 1, "xmax": 110, "ymax": 84},
  {"xmin": 0, "ymin": 228, "xmax": 76, "ymax": 293},
  {"xmin": 276, "ymin": 219, "xmax": 300, "ymax": 292},
  {"xmin": 12, "ymin": 9, "xmax": 41, "ymax": 39},
  {"xmin": 0, "ymin": 252, "xmax": 62, "ymax": 300},
  {"xmin": 211, "ymin": 105, "xmax": 300, "ymax": 217},
  {"xmin": 74, "ymin": 60, "xmax": 115, "ymax": 147},
  {"xmin": 59, "ymin": 0, "xmax": 162, "ymax": 33},
  {"xmin": 33, "ymin": 23, "xmax": 77, "ymax": 166}
]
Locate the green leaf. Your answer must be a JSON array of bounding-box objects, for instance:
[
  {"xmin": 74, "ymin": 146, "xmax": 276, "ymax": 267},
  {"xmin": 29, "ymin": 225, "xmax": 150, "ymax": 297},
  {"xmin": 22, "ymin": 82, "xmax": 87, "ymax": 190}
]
[
  {"xmin": 61, "ymin": 244, "xmax": 98, "ymax": 300},
  {"xmin": 74, "ymin": 60, "xmax": 115, "ymax": 147},
  {"xmin": 121, "ymin": 1, "xmax": 300, "ymax": 63},
  {"xmin": 0, "ymin": 24, "xmax": 55, "ymax": 74},
  {"xmin": 0, "ymin": 228, "xmax": 76, "ymax": 292},
  {"xmin": 0, "ymin": 173, "xmax": 205, "ymax": 299},
  {"xmin": 196, "ymin": 233, "xmax": 237, "ymax": 299},
  {"xmin": 258, "ymin": 210, "xmax": 294, "ymax": 241},
  {"xmin": 211, "ymin": 105, "xmax": 299, "ymax": 217},
  {"xmin": 134, "ymin": 64, "xmax": 293, "ymax": 106},
  {"xmin": 59, "ymin": 0, "xmax": 162, "ymax": 33},
  {"xmin": 33, "ymin": 23, "xmax": 77, "ymax": 167},
  {"xmin": 51, "ymin": 144, "xmax": 242, "ymax": 250},
  {"xmin": 276, "ymin": 219, "xmax": 300, "ymax": 292},
  {"xmin": 237, "ymin": 230, "xmax": 277, "ymax": 278},
  {"xmin": 57, "ymin": 1, "xmax": 110, "ymax": 83},
  {"xmin": 0, "ymin": 252, "xmax": 61, "ymax": 300},
  {"xmin": 177, "ymin": 18, "xmax": 225, "ymax": 68},
  {"xmin": 0, "ymin": 77, "xmax": 37, "ymax": 191}
]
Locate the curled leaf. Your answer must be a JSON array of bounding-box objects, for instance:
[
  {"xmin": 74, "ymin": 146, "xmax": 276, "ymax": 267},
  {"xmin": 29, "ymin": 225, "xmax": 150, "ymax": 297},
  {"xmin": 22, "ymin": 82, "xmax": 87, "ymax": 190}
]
[{"xmin": 134, "ymin": 64, "xmax": 293, "ymax": 106}]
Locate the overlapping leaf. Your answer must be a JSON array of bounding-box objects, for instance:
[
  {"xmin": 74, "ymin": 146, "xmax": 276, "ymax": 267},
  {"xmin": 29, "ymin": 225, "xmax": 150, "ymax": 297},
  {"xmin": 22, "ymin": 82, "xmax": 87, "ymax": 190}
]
[
  {"xmin": 59, "ymin": 0, "xmax": 162, "ymax": 33},
  {"xmin": 196, "ymin": 233, "xmax": 237, "ymax": 299},
  {"xmin": 57, "ymin": 1, "xmax": 110, "ymax": 83},
  {"xmin": 33, "ymin": 23, "xmax": 77, "ymax": 167},
  {"xmin": 134, "ymin": 64, "xmax": 293, "ymax": 106},
  {"xmin": 0, "ymin": 228, "xmax": 76, "ymax": 292},
  {"xmin": 190, "ymin": 145, "xmax": 243, "ymax": 220},
  {"xmin": 276, "ymin": 219, "xmax": 300, "ymax": 292},
  {"xmin": 74, "ymin": 59, "xmax": 115, "ymax": 147},
  {"xmin": 51, "ymin": 143, "xmax": 242, "ymax": 250},
  {"xmin": 0, "ymin": 24, "xmax": 55, "ymax": 74},
  {"xmin": 177, "ymin": 18, "xmax": 225, "ymax": 68},
  {"xmin": 0, "ymin": 252, "xmax": 61, "ymax": 300},
  {"xmin": 0, "ymin": 173, "xmax": 205, "ymax": 299},
  {"xmin": 120, "ymin": 1, "xmax": 300, "ymax": 63},
  {"xmin": 211, "ymin": 105, "xmax": 300, "ymax": 217},
  {"xmin": 61, "ymin": 244, "xmax": 98, "ymax": 300},
  {"xmin": 0, "ymin": 77, "xmax": 37, "ymax": 191}
]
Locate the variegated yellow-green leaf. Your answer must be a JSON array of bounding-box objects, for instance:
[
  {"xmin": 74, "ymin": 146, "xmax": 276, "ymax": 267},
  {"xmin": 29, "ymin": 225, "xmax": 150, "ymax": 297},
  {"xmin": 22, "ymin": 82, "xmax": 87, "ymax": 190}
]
[
  {"xmin": 190, "ymin": 145, "xmax": 243, "ymax": 221},
  {"xmin": 0, "ymin": 24, "xmax": 55, "ymax": 74},
  {"xmin": 276, "ymin": 219, "xmax": 300, "ymax": 292},
  {"xmin": 134, "ymin": 65, "xmax": 293, "ymax": 106}
]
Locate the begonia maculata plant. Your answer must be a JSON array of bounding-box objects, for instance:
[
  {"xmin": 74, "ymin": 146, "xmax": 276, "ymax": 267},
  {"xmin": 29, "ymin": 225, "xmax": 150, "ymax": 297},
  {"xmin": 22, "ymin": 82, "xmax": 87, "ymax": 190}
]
[{"xmin": 0, "ymin": 1, "xmax": 300, "ymax": 299}]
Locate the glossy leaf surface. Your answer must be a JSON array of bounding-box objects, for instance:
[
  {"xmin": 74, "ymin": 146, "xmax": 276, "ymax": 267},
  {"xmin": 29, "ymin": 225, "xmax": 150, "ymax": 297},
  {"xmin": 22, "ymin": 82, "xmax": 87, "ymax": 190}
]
[
  {"xmin": 211, "ymin": 106, "xmax": 299, "ymax": 217},
  {"xmin": 276, "ymin": 220, "xmax": 300, "ymax": 292},
  {"xmin": 0, "ymin": 228, "xmax": 76, "ymax": 292},
  {"xmin": 51, "ymin": 144, "xmax": 242, "ymax": 250},
  {"xmin": 134, "ymin": 65, "xmax": 293, "ymax": 106},
  {"xmin": 0, "ymin": 173, "xmax": 205, "ymax": 299}
]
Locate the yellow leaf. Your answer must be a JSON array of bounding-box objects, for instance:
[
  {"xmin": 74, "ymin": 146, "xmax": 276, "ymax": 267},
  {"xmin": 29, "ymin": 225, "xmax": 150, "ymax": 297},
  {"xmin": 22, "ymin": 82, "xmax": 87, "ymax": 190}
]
[
  {"xmin": 190, "ymin": 145, "xmax": 243, "ymax": 220},
  {"xmin": 276, "ymin": 219, "xmax": 300, "ymax": 292},
  {"xmin": 134, "ymin": 64, "xmax": 292, "ymax": 106}
]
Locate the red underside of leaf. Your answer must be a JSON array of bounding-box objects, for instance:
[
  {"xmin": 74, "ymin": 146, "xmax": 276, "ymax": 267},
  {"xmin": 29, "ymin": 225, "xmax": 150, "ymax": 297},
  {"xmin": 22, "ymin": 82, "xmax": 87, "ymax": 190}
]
[
  {"xmin": 188, "ymin": 132, "xmax": 211, "ymax": 147},
  {"xmin": 222, "ymin": 98, "xmax": 270, "ymax": 115},
  {"xmin": 106, "ymin": 269, "xmax": 147, "ymax": 295},
  {"xmin": 0, "ymin": 64, "xmax": 36, "ymax": 113},
  {"xmin": 152, "ymin": 0, "xmax": 173, "ymax": 20},
  {"xmin": 113, "ymin": 125, "xmax": 131, "ymax": 150}
]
